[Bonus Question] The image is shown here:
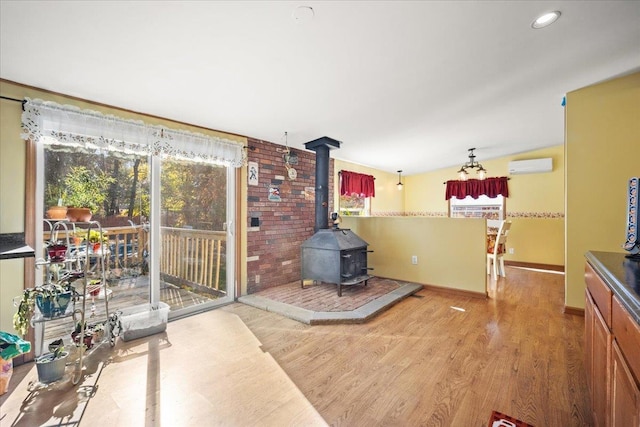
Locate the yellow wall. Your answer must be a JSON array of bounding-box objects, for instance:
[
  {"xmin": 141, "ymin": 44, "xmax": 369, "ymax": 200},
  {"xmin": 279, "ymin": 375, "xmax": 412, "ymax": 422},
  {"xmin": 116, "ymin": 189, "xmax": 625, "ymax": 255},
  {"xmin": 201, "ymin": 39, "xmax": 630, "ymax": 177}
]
[
  {"xmin": 342, "ymin": 216, "xmax": 487, "ymax": 295},
  {"xmin": 0, "ymin": 97, "xmax": 26, "ymax": 233},
  {"xmin": 336, "ymin": 147, "xmax": 565, "ymax": 266},
  {"xmin": 334, "ymin": 159, "xmax": 404, "ymax": 215},
  {"xmin": 0, "ymin": 79, "xmax": 248, "ymax": 334},
  {"xmin": 565, "ymin": 72, "xmax": 640, "ymax": 309},
  {"xmin": 0, "ymin": 91, "xmax": 28, "ymax": 334},
  {"xmin": 405, "ymin": 145, "xmax": 564, "ymax": 213},
  {"xmin": 402, "ymin": 145, "xmax": 566, "ymax": 266}
]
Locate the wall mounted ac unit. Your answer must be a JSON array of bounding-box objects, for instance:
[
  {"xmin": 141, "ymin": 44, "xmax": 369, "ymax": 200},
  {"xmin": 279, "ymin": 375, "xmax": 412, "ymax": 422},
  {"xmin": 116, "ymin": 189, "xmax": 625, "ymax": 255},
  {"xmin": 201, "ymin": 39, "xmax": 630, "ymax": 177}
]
[{"xmin": 508, "ymin": 158, "xmax": 553, "ymax": 175}]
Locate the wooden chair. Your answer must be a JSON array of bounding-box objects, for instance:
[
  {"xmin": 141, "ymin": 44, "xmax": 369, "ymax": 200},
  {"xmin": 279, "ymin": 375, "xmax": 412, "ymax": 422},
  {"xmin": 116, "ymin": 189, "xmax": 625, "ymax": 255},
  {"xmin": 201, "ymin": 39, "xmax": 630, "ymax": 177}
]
[{"xmin": 487, "ymin": 220, "xmax": 512, "ymax": 279}]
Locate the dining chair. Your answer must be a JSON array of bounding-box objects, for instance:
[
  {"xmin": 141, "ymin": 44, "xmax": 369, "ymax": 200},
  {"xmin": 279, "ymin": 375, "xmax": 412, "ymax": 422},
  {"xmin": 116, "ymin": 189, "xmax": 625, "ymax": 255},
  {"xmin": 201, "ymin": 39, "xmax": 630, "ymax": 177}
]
[{"xmin": 487, "ymin": 220, "xmax": 512, "ymax": 279}]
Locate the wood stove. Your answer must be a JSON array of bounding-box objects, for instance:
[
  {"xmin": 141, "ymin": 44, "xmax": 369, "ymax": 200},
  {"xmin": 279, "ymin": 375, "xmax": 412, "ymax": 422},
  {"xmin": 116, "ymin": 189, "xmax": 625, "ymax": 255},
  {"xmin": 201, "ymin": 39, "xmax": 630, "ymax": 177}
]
[{"xmin": 301, "ymin": 136, "xmax": 373, "ymax": 296}]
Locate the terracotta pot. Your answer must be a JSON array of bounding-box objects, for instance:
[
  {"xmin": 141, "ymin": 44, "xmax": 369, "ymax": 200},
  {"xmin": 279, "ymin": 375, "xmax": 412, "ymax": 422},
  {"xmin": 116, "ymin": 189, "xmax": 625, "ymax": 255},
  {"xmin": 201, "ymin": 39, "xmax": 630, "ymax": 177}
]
[
  {"xmin": 66, "ymin": 207, "xmax": 92, "ymax": 222},
  {"xmin": 46, "ymin": 206, "xmax": 68, "ymax": 220}
]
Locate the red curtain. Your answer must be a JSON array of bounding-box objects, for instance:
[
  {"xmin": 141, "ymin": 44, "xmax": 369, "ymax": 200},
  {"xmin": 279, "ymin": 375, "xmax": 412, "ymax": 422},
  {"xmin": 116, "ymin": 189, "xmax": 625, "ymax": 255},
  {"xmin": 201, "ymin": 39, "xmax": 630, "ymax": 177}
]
[
  {"xmin": 445, "ymin": 177, "xmax": 509, "ymax": 200},
  {"xmin": 340, "ymin": 171, "xmax": 376, "ymax": 197}
]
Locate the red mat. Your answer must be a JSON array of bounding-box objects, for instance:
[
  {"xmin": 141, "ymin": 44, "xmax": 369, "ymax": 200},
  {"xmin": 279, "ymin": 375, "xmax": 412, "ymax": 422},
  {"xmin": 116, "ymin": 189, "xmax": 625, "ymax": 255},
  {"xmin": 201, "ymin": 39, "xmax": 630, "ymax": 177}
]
[{"xmin": 488, "ymin": 411, "xmax": 534, "ymax": 427}]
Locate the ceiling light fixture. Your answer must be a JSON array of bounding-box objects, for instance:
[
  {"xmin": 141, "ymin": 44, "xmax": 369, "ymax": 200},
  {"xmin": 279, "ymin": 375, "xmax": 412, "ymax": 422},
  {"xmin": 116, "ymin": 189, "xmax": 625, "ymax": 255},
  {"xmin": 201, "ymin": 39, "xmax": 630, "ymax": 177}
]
[
  {"xmin": 456, "ymin": 148, "xmax": 487, "ymax": 181},
  {"xmin": 531, "ymin": 11, "xmax": 561, "ymax": 29},
  {"xmin": 397, "ymin": 170, "xmax": 403, "ymax": 190}
]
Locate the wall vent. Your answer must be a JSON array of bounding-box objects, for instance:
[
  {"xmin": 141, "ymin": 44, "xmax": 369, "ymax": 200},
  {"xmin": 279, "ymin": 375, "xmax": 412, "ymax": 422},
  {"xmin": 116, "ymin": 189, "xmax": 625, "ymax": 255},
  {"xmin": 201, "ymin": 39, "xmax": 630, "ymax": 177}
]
[{"xmin": 508, "ymin": 158, "xmax": 553, "ymax": 175}]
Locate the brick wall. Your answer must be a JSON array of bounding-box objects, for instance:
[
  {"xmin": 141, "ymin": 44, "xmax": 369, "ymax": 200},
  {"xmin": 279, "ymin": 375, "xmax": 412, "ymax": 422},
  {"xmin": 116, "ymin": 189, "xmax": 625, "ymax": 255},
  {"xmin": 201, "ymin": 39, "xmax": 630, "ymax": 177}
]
[{"xmin": 246, "ymin": 137, "xmax": 334, "ymax": 293}]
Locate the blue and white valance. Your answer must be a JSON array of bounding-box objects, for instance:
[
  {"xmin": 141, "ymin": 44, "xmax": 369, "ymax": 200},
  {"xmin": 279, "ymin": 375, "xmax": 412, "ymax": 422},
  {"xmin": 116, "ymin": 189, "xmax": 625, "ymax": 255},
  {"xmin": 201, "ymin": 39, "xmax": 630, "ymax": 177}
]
[{"xmin": 21, "ymin": 98, "xmax": 244, "ymax": 167}]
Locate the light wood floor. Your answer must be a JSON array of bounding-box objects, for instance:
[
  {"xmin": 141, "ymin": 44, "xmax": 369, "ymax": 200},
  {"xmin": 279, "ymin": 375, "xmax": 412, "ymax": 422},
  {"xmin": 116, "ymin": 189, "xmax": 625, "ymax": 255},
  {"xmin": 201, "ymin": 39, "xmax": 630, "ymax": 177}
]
[
  {"xmin": 226, "ymin": 266, "xmax": 592, "ymax": 426},
  {"xmin": 1, "ymin": 266, "xmax": 591, "ymax": 426}
]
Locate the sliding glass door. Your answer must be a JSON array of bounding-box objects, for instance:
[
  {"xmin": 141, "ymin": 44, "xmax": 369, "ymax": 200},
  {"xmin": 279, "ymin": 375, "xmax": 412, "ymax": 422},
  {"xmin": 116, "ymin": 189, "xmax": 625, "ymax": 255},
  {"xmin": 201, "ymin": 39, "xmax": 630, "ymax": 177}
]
[
  {"xmin": 157, "ymin": 158, "xmax": 235, "ymax": 317},
  {"xmin": 38, "ymin": 146, "xmax": 235, "ymax": 321}
]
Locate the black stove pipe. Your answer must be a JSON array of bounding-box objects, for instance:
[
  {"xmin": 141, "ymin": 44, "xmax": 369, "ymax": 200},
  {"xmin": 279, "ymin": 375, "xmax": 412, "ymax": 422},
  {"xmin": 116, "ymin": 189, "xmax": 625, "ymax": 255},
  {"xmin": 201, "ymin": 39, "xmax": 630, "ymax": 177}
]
[{"xmin": 304, "ymin": 136, "xmax": 341, "ymax": 232}]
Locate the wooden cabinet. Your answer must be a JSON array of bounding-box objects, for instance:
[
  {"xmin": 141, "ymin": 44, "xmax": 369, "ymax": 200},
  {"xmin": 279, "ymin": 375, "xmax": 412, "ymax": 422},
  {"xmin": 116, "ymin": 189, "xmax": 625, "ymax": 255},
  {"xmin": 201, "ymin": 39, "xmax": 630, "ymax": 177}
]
[
  {"xmin": 611, "ymin": 296, "xmax": 640, "ymax": 426},
  {"xmin": 592, "ymin": 299, "xmax": 612, "ymax": 426},
  {"xmin": 611, "ymin": 341, "xmax": 640, "ymax": 426},
  {"xmin": 586, "ymin": 291, "xmax": 594, "ymax": 395},
  {"xmin": 585, "ymin": 261, "xmax": 640, "ymax": 427},
  {"xmin": 585, "ymin": 288, "xmax": 612, "ymax": 427}
]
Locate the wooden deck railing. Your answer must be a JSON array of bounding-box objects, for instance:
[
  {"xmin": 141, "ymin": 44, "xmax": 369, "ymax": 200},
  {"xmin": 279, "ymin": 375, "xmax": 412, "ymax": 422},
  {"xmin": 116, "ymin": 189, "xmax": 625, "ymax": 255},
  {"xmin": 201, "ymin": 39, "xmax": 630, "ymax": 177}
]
[
  {"xmin": 160, "ymin": 227, "xmax": 226, "ymax": 292},
  {"xmin": 44, "ymin": 223, "xmax": 147, "ymax": 269},
  {"xmin": 43, "ymin": 224, "xmax": 225, "ymax": 292}
]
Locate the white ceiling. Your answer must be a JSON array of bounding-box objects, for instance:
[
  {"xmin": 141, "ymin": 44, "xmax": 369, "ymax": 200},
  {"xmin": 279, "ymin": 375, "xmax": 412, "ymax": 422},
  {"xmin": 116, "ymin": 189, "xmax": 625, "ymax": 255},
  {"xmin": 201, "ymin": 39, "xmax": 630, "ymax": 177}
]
[{"xmin": 1, "ymin": 1, "xmax": 639, "ymax": 175}]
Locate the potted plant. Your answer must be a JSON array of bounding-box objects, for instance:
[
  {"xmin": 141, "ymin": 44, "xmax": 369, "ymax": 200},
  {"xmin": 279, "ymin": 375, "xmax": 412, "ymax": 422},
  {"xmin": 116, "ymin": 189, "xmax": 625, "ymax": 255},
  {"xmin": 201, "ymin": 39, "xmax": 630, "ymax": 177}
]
[
  {"xmin": 70, "ymin": 321, "xmax": 105, "ymax": 349},
  {"xmin": 45, "ymin": 182, "xmax": 67, "ymax": 220},
  {"xmin": 71, "ymin": 321, "xmax": 94, "ymax": 349},
  {"xmin": 47, "ymin": 240, "xmax": 68, "ymax": 262},
  {"xmin": 63, "ymin": 166, "xmax": 115, "ymax": 221},
  {"xmin": 76, "ymin": 228, "xmax": 108, "ymax": 251},
  {"xmin": 13, "ymin": 284, "xmax": 73, "ymax": 336},
  {"xmin": 90, "ymin": 322, "xmax": 105, "ymax": 343},
  {"xmin": 71, "ymin": 229, "xmax": 85, "ymax": 247},
  {"xmin": 35, "ymin": 344, "xmax": 69, "ymax": 383}
]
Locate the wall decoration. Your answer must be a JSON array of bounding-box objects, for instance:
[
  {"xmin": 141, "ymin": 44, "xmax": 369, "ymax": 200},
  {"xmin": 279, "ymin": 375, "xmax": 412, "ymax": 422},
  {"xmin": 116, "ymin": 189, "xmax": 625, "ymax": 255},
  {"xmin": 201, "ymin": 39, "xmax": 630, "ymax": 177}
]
[
  {"xmin": 248, "ymin": 162, "xmax": 259, "ymax": 186},
  {"xmin": 304, "ymin": 187, "xmax": 315, "ymax": 201},
  {"xmin": 623, "ymin": 176, "xmax": 639, "ymax": 258},
  {"xmin": 268, "ymin": 186, "xmax": 281, "ymax": 202}
]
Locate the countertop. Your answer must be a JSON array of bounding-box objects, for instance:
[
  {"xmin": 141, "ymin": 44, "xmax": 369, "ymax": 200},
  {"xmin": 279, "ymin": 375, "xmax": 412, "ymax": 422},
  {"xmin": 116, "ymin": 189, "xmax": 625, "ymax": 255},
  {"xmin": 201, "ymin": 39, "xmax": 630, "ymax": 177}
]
[
  {"xmin": 586, "ymin": 251, "xmax": 640, "ymax": 325},
  {"xmin": 0, "ymin": 233, "xmax": 35, "ymax": 260}
]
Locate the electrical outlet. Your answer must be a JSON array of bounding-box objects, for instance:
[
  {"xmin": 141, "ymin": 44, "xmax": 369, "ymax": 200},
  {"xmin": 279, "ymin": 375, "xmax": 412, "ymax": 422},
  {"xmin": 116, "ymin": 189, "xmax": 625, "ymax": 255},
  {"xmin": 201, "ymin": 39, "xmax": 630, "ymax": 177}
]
[
  {"xmin": 508, "ymin": 248, "xmax": 514, "ymax": 254},
  {"xmin": 411, "ymin": 255, "xmax": 418, "ymax": 265}
]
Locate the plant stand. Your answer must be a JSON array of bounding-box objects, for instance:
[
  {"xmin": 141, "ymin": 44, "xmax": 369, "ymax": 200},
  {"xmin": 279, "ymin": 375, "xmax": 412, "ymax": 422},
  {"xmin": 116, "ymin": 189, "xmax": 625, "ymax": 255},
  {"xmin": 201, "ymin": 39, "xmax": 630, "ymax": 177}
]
[{"xmin": 31, "ymin": 219, "xmax": 114, "ymax": 386}]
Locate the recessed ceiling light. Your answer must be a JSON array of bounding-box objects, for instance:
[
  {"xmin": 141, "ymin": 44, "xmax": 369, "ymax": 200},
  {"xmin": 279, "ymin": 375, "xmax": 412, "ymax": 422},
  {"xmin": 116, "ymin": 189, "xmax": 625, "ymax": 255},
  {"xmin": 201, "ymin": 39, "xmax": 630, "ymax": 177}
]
[
  {"xmin": 292, "ymin": 6, "xmax": 314, "ymax": 23},
  {"xmin": 531, "ymin": 11, "xmax": 561, "ymax": 29}
]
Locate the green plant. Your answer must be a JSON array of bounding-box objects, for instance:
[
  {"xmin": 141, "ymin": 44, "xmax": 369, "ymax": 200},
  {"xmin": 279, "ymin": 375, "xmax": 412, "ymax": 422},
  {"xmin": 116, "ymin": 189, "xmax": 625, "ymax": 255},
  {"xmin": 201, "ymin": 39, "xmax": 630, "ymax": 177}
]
[
  {"xmin": 75, "ymin": 228, "xmax": 108, "ymax": 244},
  {"xmin": 63, "ymin": 166, "xmax": 115, "ymax": 213},
  {"xmin": 45, "ymin": 182, "xmax": 64, "ymax": 207},
  {"xmin": 72, "ymin": 320, "xmax": 101, "ymax": 349},
  {"xmin": 13, "ymin": 284, "xmax": 71, "ymax": 336},
  {"xmin": 52, "ymin": 343, "xmax": 65, "ymax": 360},
  {"xmin": 37, "ymin": 344, "xmax": 67, "ymax": 362}
]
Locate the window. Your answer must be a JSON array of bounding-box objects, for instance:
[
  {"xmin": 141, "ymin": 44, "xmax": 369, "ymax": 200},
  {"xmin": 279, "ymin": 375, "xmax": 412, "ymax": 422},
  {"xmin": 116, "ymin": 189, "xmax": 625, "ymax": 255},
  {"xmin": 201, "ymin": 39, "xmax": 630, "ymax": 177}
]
[
  {"xmin": 338, "ymin": 170, "xmax": 375, "ymax": 216},
  {"xmin": 450, "ymin": 194, "xmax": 505, "ymax": 226},
  {"xmin": 24, "ymin": 98, "xmax": 242, "ymax": 324},
  {"xmin": 339, "ymin": 193, "xmax": 371, "ymax": 216}
]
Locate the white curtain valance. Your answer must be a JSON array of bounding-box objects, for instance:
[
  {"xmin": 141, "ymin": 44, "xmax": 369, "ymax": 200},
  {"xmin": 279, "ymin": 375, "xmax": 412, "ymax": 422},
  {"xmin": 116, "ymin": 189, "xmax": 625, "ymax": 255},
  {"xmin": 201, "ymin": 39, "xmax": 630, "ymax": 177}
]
[{"xmin": 21, "ymin": 98, "xmax": 244, "ymax": 167}]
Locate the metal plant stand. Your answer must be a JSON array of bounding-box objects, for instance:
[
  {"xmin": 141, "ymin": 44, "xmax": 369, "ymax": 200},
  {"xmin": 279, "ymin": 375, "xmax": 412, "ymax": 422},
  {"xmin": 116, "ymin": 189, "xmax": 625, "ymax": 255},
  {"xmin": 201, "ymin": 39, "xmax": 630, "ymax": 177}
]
[{"xmin": 32, "ymin": 219, "xmax": 114, "ymax": 386}]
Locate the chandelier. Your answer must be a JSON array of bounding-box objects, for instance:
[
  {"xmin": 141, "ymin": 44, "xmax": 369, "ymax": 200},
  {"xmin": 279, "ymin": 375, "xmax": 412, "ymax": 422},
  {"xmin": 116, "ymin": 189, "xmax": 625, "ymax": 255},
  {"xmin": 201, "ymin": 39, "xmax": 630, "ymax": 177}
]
[{"xmin": 456, "ymin": 148, "xmax": 487, "ymax": 181}]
